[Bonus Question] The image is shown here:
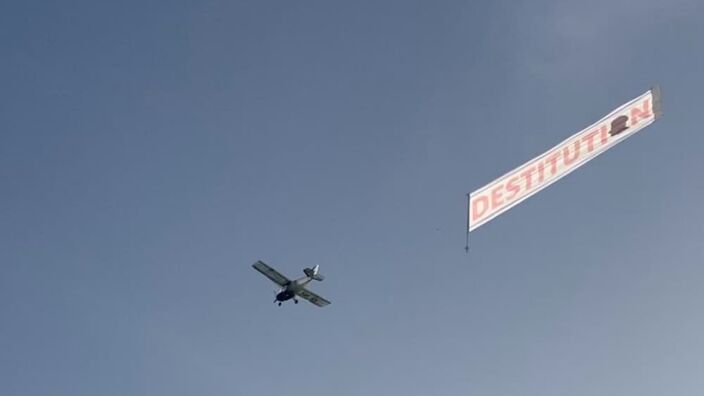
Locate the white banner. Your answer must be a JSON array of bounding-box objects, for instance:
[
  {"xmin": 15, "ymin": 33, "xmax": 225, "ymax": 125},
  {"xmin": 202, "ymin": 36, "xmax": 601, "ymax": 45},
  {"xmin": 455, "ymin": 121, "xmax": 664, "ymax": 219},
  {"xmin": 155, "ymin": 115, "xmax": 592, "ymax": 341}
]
[{"xmin": 469, "ymin": 88, "xmax": 661, "ymax": 232}]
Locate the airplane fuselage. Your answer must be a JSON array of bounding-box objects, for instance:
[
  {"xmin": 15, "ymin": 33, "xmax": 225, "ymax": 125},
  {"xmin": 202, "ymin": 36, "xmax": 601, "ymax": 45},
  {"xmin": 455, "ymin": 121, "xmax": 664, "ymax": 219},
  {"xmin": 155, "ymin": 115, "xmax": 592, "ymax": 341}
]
[
  {"xmin": 275, "ymin": 276, "xmax": 313, "ymax": 303},
  {"xmin": 275, "ymin": 289, "xmax": 295, "ymax": 302}
]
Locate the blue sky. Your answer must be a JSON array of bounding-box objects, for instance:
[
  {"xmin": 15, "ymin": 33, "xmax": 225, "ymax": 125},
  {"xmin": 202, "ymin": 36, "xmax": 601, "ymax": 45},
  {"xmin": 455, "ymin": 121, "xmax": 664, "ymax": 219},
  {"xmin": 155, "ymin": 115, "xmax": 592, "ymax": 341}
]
[{"xmin": 2, "ymin": 1, "xmax": 704, "ymax": 395}]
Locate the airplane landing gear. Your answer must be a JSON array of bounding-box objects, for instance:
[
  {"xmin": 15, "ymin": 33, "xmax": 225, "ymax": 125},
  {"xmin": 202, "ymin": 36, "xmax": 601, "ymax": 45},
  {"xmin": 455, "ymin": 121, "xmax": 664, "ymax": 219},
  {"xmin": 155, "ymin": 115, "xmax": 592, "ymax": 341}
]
[
  {"xmin": 294, "ymin": 299, "xmax": 298, "ymax": 304},
  {"xmin": 278, "ymin": 302, "xmax": 282, "ymax": 306}
]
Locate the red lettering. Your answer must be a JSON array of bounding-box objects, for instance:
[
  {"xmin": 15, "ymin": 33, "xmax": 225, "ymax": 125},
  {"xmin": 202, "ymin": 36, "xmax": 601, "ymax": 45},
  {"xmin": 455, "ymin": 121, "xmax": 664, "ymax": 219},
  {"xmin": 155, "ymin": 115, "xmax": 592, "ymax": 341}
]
[
  {"xmin": 600, "ymin": 125, "xmax": 609, "ymax": 145},
  {"xmin": 471, "ymin": 195, "xmax": 490, "ymax": 222},
  {"xmin": 491, "ymin": 185, "xmax": 504, "ymax": 209},
  {"xmin": 521, "ymin": 167, "xmax": 535, "ymax": 190},
  {"xmin": 537, "ymin": 162, "xmax": 545, "ymax": 184},
  {"xmin": 545, "ymin": 151, "xmax": 560, "ymax": 176},
  {"xmin": 581, "ymin": 129, "xmax": 599, "ymax": 152},
  {"xmin": 563, "ymin": 140, "xmax": 580, "ymax": 166},
  {"xmin": 506, "ymin": 176, "xmax": 521, "ymax": 201},
  {"xmin": 630, "ymin": 99, "xmax": 652, "ymax": 125}
]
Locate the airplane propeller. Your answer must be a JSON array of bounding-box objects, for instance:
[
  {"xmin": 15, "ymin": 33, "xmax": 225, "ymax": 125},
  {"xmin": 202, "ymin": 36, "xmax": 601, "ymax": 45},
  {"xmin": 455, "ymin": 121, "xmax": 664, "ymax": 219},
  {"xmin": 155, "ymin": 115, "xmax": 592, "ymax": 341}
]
[{"xmin": 273, "ymin": 288, "xmax": 285, "ymax": 305}]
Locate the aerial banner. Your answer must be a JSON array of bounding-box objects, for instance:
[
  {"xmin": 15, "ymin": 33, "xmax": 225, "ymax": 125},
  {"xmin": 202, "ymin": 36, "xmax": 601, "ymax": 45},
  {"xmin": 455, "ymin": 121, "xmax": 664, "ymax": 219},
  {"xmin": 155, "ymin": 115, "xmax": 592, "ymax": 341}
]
[{"xmin": 469, "ymin": 87, "xmax": 661, "ymax": 232}]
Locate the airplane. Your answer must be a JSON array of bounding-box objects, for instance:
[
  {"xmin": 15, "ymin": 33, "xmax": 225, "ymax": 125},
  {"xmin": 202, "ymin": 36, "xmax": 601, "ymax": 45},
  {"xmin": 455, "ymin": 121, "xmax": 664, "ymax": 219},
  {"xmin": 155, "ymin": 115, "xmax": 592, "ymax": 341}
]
[{"xmin": 252, "ymin": 260, "xmax": 331, "ymax": 307}]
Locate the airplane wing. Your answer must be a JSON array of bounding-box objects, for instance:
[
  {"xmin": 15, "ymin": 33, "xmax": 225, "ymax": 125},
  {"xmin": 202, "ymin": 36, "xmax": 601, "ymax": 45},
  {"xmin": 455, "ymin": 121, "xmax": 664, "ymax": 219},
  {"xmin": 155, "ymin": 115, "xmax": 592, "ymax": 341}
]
[
  {"xmin": 296, "ymin": 287, "xmax": 331, "ymax": 307},
  {"xmin": 252, "ymin": 260, "xmax": 290, "ymax": 287}
]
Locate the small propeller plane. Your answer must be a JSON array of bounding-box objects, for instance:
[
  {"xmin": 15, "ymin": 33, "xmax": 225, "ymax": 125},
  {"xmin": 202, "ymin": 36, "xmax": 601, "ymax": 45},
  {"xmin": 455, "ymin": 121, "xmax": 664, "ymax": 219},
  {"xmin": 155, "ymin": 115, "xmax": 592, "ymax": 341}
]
[{"xmin": 252, "ymin": 260, "xmax": 331, "ymax": 307}]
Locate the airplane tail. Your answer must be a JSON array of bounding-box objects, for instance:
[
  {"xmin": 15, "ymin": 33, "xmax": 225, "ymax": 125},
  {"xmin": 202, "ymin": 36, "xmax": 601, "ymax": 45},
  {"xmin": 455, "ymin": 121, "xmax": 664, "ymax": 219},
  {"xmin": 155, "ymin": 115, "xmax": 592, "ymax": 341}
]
[{"xmin": 303, "ymin": 265, "xmax": 324, "ymax": 281}]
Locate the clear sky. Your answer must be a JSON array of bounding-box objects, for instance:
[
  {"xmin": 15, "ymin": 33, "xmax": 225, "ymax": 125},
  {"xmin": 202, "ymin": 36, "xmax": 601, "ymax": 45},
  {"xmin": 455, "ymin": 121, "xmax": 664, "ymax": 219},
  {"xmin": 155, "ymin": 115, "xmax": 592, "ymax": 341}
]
[{"xmin": 2, "ymin": 1, "xmax": 704, "ymax": 395}]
